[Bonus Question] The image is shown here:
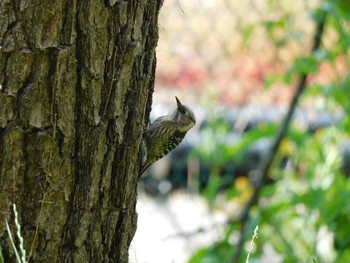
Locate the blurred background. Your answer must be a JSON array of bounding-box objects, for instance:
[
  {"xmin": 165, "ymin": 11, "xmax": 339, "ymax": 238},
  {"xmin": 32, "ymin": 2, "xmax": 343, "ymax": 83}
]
[{"xmin": 130, "ymin": 0, "xmax": 350, "ymax": 262}]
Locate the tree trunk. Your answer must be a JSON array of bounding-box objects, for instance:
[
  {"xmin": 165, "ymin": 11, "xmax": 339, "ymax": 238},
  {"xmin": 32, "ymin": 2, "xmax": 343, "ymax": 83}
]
[{"xmin": 0, "ymin": 0, "xmax": 162, "ymax": 262}]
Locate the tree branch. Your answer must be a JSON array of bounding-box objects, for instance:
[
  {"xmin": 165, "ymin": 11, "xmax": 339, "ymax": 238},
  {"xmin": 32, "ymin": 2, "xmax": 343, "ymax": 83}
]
[{"xmin": 231, "ymin": 10, "xmax": 328, "ymax": 263}]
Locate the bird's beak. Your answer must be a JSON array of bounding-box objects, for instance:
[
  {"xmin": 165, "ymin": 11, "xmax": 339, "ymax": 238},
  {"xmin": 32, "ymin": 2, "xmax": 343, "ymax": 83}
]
[{"xmin": 175, "ymin": 96, "xmax": 183, "ymax": 109}]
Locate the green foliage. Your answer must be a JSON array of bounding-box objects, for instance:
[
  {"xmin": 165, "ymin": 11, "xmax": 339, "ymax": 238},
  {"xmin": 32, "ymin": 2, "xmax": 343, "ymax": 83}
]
[
  {"xmin": 193, "ymin": 116, "xmax": 232, "ymax": 166},
  {"xmin": 334, "ymin": 0, "xmax": 350, "ymax": 19},
  {"xmin": 188, "ymin": 224, "xmax": 240, "ymax": 263},
  {"xmin": 189, "ymin": 1, "xmax": 350, "ymax": 262}
]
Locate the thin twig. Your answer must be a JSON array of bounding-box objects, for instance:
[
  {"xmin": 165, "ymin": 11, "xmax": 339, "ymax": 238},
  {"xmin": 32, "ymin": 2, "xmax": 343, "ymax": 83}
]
[
  {"xmin": 230, "ymin": 10, "xmax": 328, "ymax": 263},
  {"xmin": 246, "ymin": 225, "xmax": 259, "ymax": 263},
  {"xmin": 177, "ymin": 0, "xmax": 185, "ymax": 15},
  {"xmin": 13, "ymin": 204, "xmax": 26, "ymax": 263},
  {"xmin": 5, "ymin": 220, "xmax": 22, "ymax": 263}
]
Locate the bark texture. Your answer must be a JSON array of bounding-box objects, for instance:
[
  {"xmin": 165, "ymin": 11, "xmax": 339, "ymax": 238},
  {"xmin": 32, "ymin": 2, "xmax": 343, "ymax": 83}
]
[{"xmin": 0, "ymin": 0, "xmax": 162, "ymax": 262}]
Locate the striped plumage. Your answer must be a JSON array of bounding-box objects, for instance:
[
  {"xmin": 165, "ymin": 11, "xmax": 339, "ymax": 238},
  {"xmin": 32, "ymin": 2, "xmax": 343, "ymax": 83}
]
[{"xmin": 141, "ymin": 96, "xmax": 196, "ymax": 174}]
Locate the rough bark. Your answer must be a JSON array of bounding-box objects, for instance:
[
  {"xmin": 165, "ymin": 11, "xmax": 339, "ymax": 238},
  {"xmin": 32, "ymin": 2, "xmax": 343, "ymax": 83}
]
[{"xmin": 0, "ymin": 0, "xmax": 162, "ymax": 262}]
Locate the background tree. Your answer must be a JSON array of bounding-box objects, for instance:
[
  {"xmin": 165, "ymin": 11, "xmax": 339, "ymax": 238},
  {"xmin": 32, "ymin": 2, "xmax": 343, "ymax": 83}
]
[{"xmin": 0, "ymin": 0, "xmax": 163, "ymax": 262}]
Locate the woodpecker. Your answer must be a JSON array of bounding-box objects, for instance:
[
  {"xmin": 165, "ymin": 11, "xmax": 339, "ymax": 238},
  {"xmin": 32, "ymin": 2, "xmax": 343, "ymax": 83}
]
[{"xmin": 141, "ymin": 96, "xmax": 196, "ymax": 175}]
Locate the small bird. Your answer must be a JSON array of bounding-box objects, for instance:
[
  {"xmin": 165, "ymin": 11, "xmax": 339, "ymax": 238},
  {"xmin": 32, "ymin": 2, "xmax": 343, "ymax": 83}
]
[{"xmin": 141, "ymin": 96, "xmax": 196, "ymax": 175}]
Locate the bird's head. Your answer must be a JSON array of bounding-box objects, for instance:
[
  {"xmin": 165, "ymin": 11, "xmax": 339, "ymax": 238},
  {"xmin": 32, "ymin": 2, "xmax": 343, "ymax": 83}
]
[{"xmin": 173, "ymin": 96, "xmax": 196, "ymax": 132}]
